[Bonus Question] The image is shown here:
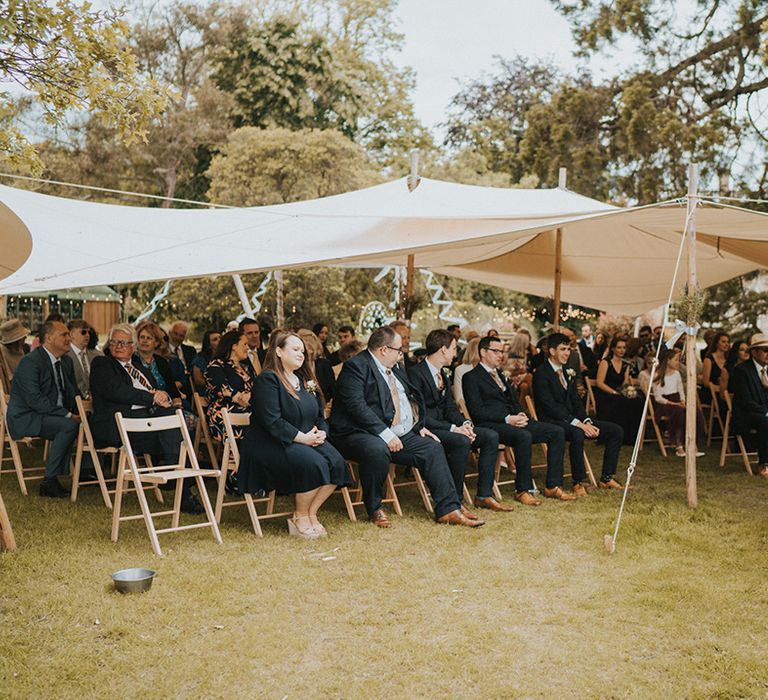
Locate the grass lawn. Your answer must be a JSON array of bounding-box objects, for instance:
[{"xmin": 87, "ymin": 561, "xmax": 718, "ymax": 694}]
[{"xmin": 1, "ymin": 444, "xmax": 767, "ymax": 699}]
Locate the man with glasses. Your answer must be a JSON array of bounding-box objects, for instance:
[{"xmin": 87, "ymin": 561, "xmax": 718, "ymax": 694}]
[
  {"xmin": 330, "ymin": 326, "xmax": 482, "ymax": 528},
  {"xmin": 89, "ymin": 323, "xmax": 204, "ymax": 512},
  {"xmin": 6, "ymin": 320, "xmax": 81, "ymax": 497},
  {"xmin": 463, "ymin": 335, "xmax": 568, "ymax": 505},
  {"xmin": 730, "ymin": 332, "xmax": 768, "ymax": 478},
  {"xmin": 67, "ymin": 319, "xmax": 102, "ymax": 398}
]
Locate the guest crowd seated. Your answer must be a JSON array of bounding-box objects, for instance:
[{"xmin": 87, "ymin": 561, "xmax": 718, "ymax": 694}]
[
  {"xmin": 203, "ymin": 330, "xmax": 252, "ymax": 444},
  {"xmin": 135, "ymin": 321, "xmax": 183, "ymax": 408},
  {"xmin": 6, "ymin": 320, "xmax": 81, "ymax": 497},
  {"xmin": 1, "ymin": 319, "xmax": 31, "ymax": 392},
  {"xmin": 595, "ymin": 335, "xmax": 644, "ymax": 444},
  {"xmin": 239, "ymin": 331, "xmax": 351, "ymax": 539},
  {"xmin": 297, "ymin": 328, "xmax": 335, "ymax": 402},
  {"xmin": 167, "ymin": 321, "xmax": 196, "ymax": 371}
]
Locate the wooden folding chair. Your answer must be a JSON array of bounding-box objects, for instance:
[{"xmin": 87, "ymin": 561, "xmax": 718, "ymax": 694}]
[
  {"xmin": 342, "ymin": 460, "xmax": 402, "ymax": 521},
  {"xmin": 525, "ymin": 395, "xmax": 597, "ymax": 487},
  {"xmin": 456, "ymin": 397, "xmax": 506, "ymax": 502},
  {"xmin": 0, "ymin": 392, "xmax": 46, "ymax": 495},
  {"xmin": 388, "ymin": 463, "xmax": 434, "ymax": 514},
  {"xmin": 638, "ymin": 392, "xmax": 668, "ymax": 457},
  {"xmin": 0, "ymin": 486, "xmax": 16, "ymax": 551},
  {"xmin": 192, "ymin": 391, "xmax": 220, "ymax": 469},
  {"xmin": 719, "ymin": 390, "xmax": 758, "ymax": 476},
  {"xmin": 585, "ymin": 378, "xmax": 597, "ymax": 417},
  {"xmin": 112, "ymin": 410, "xmax": 222, "ymax": 557},
  {"xmin": 706, "ymin": 384, "xmax": 725, "ymax": 447},
  {"xmin": 71, "ymin": 396, "xmax": 118, "ymax": 509}
]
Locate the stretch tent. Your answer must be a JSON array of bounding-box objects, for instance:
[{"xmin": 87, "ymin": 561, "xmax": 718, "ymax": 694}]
[{"xmin": 1, "ymin": 177, "xmax": 767, "ymax": 315}]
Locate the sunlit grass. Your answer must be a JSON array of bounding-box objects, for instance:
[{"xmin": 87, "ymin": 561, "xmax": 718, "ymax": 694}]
[{"xmin": 1, "ymin": 444, "xmax": 767, "ymax": 698}]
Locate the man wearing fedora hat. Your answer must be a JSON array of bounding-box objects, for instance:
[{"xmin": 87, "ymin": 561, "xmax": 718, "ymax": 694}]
[
  {"xmin": 730, "ymin": 332, "xmax": 768, "ymax": 478},
  {"xmin": 6, "ymin": 320, "xmax": 81, "ymax": 497}
]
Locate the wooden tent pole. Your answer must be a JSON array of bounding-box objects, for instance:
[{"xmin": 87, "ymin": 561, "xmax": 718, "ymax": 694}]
[
  {"xmin": 553, "ymin": 168, "xmax": 567, "ymax": 331},
  {"xmin": 403, "ymin": 254, "xmax": 415, "ymax": 320},
  {"xmin": 275, "ymin": 270, "xmax": 285, "ymax": 328},
  {"xmin": 685, "ymin": 164, "xmax": 699, "ymax": 509}
]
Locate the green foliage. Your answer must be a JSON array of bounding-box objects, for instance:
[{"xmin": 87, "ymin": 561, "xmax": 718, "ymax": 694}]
[
  {"xmin": 696, "ymin": 273, "xmax": 768, "ymax": 336},
  {"xmin": 0, "ymin": 0, "xmax": 167, "ymax": 174},
  {"xmin": 206, "ymin": 126, "xmax": 379, "ymax": 205}
]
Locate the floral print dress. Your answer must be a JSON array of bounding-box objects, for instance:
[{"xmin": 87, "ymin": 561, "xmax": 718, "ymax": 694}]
[{"xmin": 203, "ymin": 358, "xmax": 253, "ymax": 443}]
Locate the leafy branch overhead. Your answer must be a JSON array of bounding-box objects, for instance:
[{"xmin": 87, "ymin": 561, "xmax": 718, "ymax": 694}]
[{"xmin": 0, "ymin": 0, "xmax": 167, "ymax": 173}]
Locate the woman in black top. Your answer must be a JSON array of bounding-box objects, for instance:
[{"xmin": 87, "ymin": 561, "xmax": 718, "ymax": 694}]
[
  {"xmin": 239, "ymin": 330, "xmax": 351, "ymax": 540},
  {"xmin": 595, "ymin": 335, "xmax": 644, "ymax": 444},
  {"xmin": 134, "ymin": 321, "xmax": 181, "ymax": 406}
]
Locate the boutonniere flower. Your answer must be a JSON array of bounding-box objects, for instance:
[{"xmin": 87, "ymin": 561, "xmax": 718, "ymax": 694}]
[
  {"xmin": 502, "ymin": 370, "xmax": 512, "ymax": 381},
  {"xmin": 305, "ymin": 380, "xmax": 318, "ymax": 395},
  {"xmin": 565, "ymin": 368, "xmax": 576, "ymax": 380}
]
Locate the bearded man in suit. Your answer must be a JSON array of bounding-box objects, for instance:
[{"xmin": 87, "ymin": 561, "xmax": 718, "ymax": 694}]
[
  {"xmin": 408, "ymin": 329, "xmax": 506, "ymax": 512},
  {"xmin": 330, "ymin": 326, "xmax": 482, "ymax": 528},
  {"xmin": 6, "ymin": 320, "xmax": 80, "ymax": 497},
  {"xmin": 532, "ymin": 332, "xmax": 624, "ymax": 495}
]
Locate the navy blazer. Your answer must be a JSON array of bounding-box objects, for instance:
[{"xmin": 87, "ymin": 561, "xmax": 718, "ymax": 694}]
[
  {"xmin": 532, "ymin": 360, "xmax": 587, "ymax": 426},
  {"xmin": 329, "ymin": 350, "xmax": 425, "ymax": 439},
  {"xmin": 407, "ymin": 359, "xmax": 465, "ymax": 431},
  {"xmin": 6, "ymin": 347, "xmax": 78, "ymax": 438},
  {"xmin": 89, "ymin": 355, "xmax": 156, "ymax": 447},
  {"xmin": 462, "ymin": 364, "xmax": 524, "ymax": 426},
  {"xmin": 731, "ymin": 360, "xmax": 768, "ymax": 432}
]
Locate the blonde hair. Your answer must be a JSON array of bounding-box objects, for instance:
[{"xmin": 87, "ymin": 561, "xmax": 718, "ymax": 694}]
[{"xmin": 463, "ymin": 337, "xmax": 481, "ymax": 366}]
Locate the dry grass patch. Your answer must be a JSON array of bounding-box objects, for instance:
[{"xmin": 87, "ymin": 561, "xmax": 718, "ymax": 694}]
[{"xmin": 1, "ymin": 446, "xmax": 767, "ymax": 698}]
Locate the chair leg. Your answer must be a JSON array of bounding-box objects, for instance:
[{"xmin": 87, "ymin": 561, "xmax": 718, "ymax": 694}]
[
  {"xmin": 243, "ymin": 493, "xmax": 264, "ymax": 537},
  {"xmin": 340, "ymin": 486, "xmax": 357, "ymax": 521},
  {"xmin": 0, "ymin": 489, "xmax": 16, "ymax": 551},
  {"xmin": 8, "ymin": 439, "xmax": 27, "ymax": 496},
  {"xmin": 71, "ymin": 426, "xmax": 84, "ymax": 504},
  {"xmin": 386, "ymin": 466, "xmax": 403, "ymax": 516},
  {"xmin": 194, "ymin": 473, "xmax": 222, "ymax": 545},
  {"xmin": 214, "ymin": 461, "xmax": 229, "ymax": 524},
  {"xmin": 111, "ymin": 452, "xmax": 127, "ymax": 543},
  {"xmin": 411, "ymin": 468, "xmax": 434, "ymax": 514},
  {"xmin": 583, "ymin": 450, "xmax": 597, "ymax": 487},
  {"xmin": 462, "ymin": 483, "xmax": 472, "ymax": 506},
  {"xmin": 91, "ymin": 448, "xmax": 113, "ymax": 510},
  {"xmin": 171, "ymin": 480, "xmax": 183, "ymax": 529},
  {"xmin": 736, "ymin": 436, "xmax": 754, "ymax": 476},
  {"xmin": 133, "ymin": 471, "xmax": 163, "ymax": 557}
]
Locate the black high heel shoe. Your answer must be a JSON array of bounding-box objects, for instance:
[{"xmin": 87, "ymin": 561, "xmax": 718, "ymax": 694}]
[{"xmin": 225, "ymin": 472, "xmax": 239, "ymax": 495}]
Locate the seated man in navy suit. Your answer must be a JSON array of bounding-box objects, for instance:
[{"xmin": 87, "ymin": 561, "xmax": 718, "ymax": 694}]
[
  {"xmin": 89, "ymin": 323, "xmax": 203, "ymax": 513},
  {"xmin": 730, "ymin": 332, "xmax": 768, "ymax": 478},
  {"xmin": 533, "ymin": 332, "xmax": 624, "ymax": 495},
  {"xmin": 408, "ymin": 329, "xmax": 506, "ymax": 512},
  {"xmin": 330, "ymin": 326, "xmax": 483, "ymax": 528},
  {"xmin": 6, "ymin": 320, "xmax": 81, "ymax": 497},
  {"xmin": 463, "ymin": 335, "xmax": 570, "ymax": 504}
]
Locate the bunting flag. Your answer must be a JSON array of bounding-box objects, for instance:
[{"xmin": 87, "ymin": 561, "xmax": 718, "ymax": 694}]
[
  {"xmin": 420, "ymin": 269, "xmax": 467, "ymax": 327},
  {"xmin": 133, "ymin": 280, "xmax": 172, "ymax": 325},
  {"xmin": 235, "ymin": 271, "xmax": 273, "ymax": 322}
]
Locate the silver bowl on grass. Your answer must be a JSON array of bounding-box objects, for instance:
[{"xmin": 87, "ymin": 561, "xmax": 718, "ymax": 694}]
[{"xmin": 111, "ymin": 568, "xmax": 156, "ymax": 594}]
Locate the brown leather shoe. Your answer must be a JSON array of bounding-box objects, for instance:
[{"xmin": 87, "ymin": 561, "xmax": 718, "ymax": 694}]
[
  {"xmin": 437, "ymin": 509, "xmax": 485, "ymax": 527},
  {"xmin": 572, "ymin": 483, "xmax": 589, "ymax": 497},
  {"xmin": 598, "ymin": 478, "xmax": 624, "ymax": 491},
  {"xmin": 543, "ymin": 486, "xmax": 577, "ymax": 501},
  {"xmin": 474, "ymin": 496, "xmax": 514, "ymax": 512},
  {"xmin": 460, "ymin": 505, "xmax": 480, "ymax": 520},
  {"xmin": 514, "ymin": 491, "xmax": 542, "ymax": 506},
  {"xmin": 369, "ymin": 508, "xmax": 392, "ymax": 528}
]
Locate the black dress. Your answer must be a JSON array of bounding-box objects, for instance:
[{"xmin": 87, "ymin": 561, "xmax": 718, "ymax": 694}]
[
  {"xmin": 595, "ymin": 359, "xmax": 644, "ymax": 445},
  {"xmin": 238, "ymin": 371, "xmax": 351, "ymax": 495}
]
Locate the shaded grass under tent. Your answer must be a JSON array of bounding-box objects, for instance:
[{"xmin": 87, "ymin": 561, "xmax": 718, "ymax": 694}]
[{"xmin": 0, "ymin": 444, "xmax": 767, "ymax": 698}]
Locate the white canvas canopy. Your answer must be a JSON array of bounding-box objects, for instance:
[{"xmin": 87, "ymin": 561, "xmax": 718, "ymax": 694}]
[{"xmin": 1, "ymin": 177, "xmax": 767, "ymax": 315}]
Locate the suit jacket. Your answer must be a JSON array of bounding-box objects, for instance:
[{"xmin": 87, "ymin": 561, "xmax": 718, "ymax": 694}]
[
  {"xmin": 330, "ymin": 350, "xmax": 425, "ymax": 439},
  {"xmin": 462, "ymin": 364, "xmax": 523, "ymax": 426},
  {"xmin": 170, "ymin": 342, "xmax": 196, "ymax": 371},
  {"xmin": 7, "ymin": 348, "xmax": 78, "ymax": 438},
  {"xmin": 407, "ymin": 359, "xmax": 465, "ymax": 431},
  {"xmin": 578, "ymin": 340, "xmax": 598, "ymax": 377},
  {"xmin": 67, "ymin": 347, "xmax": 103, "ymax": 397},
  {"xmin": 532, "ymin": 360, "xmax": 587, "ymax": 427},
  {"xmin": 89, "ymin": 355, "xmax": 156, "ymax": 447},
  {"xmin": 731, "ymin": 360, "xmax": 768, "ymax": 432}
]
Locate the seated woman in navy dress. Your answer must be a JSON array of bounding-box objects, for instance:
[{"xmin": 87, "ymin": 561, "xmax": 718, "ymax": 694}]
[{"xmin": 239, "ymin": 330, "xmax": 351, "ymax": 540}]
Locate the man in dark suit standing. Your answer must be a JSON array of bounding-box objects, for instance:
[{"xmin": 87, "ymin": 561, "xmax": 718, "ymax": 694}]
[
  {"xmin": 330, "ymin": 326, "xmax": 482, "ymax": 528},
  {"xmin": 409, "ymin": 329, "xmax": 508, "ymax": 512},
  {"xmin": 89, "ymin": 323, "xmax": 203, "ymax": 512},
  {"xmin": 533, "ymin": 332, "xmax": 625, "ymax": 495},
  {"xmin": 168, "ymin": 321, "xmax": 196, "ymax": 371},
  {"xmin": 730, "ymin": 332, "xmax": 768, "ymax": 478},
  {"xmin": 7, "ymin": 320, "xmax": 80, "ymax": 497},
  {"xmin": 463, "ymin": 336, "xmax": 567, "ymax": 505},
  {"xmin": 238, "ymin": 317, "xmax": 263, "ymax": 381}
]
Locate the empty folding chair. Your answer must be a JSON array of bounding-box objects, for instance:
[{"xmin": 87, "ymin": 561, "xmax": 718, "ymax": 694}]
[{"xmin": 112, "ymin": 410, "xmax": 221, "ymax": 557}]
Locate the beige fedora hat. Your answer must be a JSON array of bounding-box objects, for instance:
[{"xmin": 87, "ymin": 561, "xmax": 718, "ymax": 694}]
[
  {"xmin": 748, "ymin": 332, "xmax": 768, "ymax": 349},
  {"xmin": 0, "ymin": 319, "xmax": 30, "ymax": 345}
]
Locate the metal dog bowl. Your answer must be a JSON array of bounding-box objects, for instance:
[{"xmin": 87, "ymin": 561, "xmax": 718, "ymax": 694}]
[{"xmin": 111, "ymin": 568, "xmax": 156, "ymax": 594}]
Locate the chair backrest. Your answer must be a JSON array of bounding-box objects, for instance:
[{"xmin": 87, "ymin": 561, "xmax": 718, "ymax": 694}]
[
  {"xmin": 525, "ymin": 394, "xmax": 539, "ymax": 421},
  {"xmin": 0, "ymin": 391, "xmax": 8, "ymax": 420},
  {"xmin": 221, "ymin": 408, "xmax": 250, "ymax": 472},
  {"xmin": 75, "ymin": 395, "xmax": 96, "ymax": 445},
  {"xmin": 115, "ymin": 410, "xmax": 194, "ymax": 474}
]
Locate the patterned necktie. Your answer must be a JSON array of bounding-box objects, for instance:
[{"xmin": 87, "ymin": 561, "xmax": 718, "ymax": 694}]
[
  {"xmin": 761, "ymin": 367, "xmax": 768, "ymax": 389},
  {"xmin": 79, "ymin": 350, "xmax": 89, "ymax": 378},
  {"xmin": 125, "ymin": 363, "xmax": 153, "ymax": 391},
  {"xmin": 386, "ymin": 369, "xmax": 402, "ymax": 426},
  {"xmin": 491, "ymin": 369, "xmax": 505, "ymax": 391},
  {"xmin": 557, "ymin": 368, "xmax": 567, "ymax": 389},
  {"xmin": 54, "ymin": 360, "xmax": 65, "ymax": 401},
  {"xmin": 436, "ymin": 369, "xmax": 444, "ymax": 392}
]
